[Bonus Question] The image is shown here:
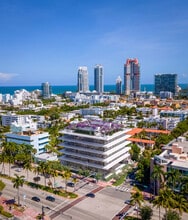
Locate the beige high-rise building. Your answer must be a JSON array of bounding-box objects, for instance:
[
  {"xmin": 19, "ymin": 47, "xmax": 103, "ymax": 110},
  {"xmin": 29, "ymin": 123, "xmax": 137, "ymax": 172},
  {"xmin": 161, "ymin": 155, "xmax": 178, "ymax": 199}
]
[{"xmin": 124, "ymin": 58, "xmax": 140, "ymax": 95}]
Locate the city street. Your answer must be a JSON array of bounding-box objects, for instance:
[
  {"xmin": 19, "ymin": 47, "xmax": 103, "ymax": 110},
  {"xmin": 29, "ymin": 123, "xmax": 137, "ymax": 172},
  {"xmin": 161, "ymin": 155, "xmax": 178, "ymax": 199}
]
[{"xmin": 1, "ymin": 164, "xmax": 188, "ymax": 220}]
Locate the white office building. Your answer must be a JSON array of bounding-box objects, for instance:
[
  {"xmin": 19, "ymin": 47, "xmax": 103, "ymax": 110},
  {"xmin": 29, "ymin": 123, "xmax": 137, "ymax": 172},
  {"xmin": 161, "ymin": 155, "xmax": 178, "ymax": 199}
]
[
  {"xmin": 5, "ymin": 130, "xmax": 49, "ymax": 155},
  {"xmin": 59, "ymin": 119, "xmax": 131, "ymax": 178},
  {"xmin": 2, "ymin": 113, "xmax": 33, "ymax": 127},
  {"xmin": 4, "ymin": 115, "xmax": 49, "ymax": 155}
]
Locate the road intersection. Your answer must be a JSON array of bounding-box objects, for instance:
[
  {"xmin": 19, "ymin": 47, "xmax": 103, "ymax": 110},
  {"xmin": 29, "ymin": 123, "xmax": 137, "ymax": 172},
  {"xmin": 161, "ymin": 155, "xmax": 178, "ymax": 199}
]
[{"xmin": 1, "ymin": 164, "xmax": 188, "ymax": 220}]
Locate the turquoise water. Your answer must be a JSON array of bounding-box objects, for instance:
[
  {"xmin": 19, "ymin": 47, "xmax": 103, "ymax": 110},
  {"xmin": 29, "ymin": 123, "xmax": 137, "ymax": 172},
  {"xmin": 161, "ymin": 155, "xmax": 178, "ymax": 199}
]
[{"xmin": 0, "ymin": 84, "xmax": 187, "ymax": 95}]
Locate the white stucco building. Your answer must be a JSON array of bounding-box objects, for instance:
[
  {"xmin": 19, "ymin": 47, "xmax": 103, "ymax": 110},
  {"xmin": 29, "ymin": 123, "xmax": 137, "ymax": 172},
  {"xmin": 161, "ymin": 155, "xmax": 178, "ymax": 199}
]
[
  {"xmin": 5, "ymin": 130, "xmax": 49, "ymax": 155},
  {"xmin": 4, "ymin": 115, "xmax": 50, "ymax": 155},
  {"xmin": 59, "ymin": 119, "xmax": 131, "ymax": 178}
]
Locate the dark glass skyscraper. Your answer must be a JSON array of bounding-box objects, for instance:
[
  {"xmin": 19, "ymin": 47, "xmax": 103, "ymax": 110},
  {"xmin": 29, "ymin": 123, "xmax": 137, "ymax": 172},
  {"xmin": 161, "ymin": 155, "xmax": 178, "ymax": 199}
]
[
  {"xmin": 154, "ymin": 74, "xmax": 177, "ymax": 96},
  {"xmin": 94, "ymin": 64, "xmax": 104, "ymax": 93},
  {"xmin": 124, "ymin": 58, "xmax": 140, "ymax": 95}
]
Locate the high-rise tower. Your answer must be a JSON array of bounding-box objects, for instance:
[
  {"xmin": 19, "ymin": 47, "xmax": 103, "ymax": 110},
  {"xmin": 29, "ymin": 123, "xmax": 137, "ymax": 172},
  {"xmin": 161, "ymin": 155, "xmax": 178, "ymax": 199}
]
[
  {"xmin": 77, "ymin": 66, "xmax": 89, "ymax": 93},
  {"xmin": 94, "ymin": 64, "xmax": 104, "ymax": 93},
  {"xmin": 41, "ymin": 82, "xmax": 51, "ymax": 98},
  {"xmin": 154, "ymin": 74, "xmax": 177, "ymax": 96},
  {"xmin": 116, "ymin": 76, "xmax": 122, "ymax": 95},
  {"xmin": 124, "ymin": 58, "xmax": 140, "ymax": 95}
]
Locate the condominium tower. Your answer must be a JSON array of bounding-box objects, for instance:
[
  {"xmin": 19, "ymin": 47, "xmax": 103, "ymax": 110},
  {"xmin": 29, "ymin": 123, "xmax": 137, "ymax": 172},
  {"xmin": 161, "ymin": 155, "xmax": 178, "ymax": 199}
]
[
  {"xmin": 94, "ymin": 64, "xmax": 104, "ymax": 93},
  {"xmin": 77, "ymin": 66, "xmax": 89, "ymax": 93},
  {"xmin": 154, "ymin": 74, "xmax": 177, "ymax": 96},
  {"xmin": 124, "ymin": 58, "xmax": 140, "ymax": 95},
  {"xmin": 41, "ymin": 82, "xmax": 51, "ymax": 99},
  {"xmin": 116, "ymin": 76, "xmax": 122, "ymax": 95}
]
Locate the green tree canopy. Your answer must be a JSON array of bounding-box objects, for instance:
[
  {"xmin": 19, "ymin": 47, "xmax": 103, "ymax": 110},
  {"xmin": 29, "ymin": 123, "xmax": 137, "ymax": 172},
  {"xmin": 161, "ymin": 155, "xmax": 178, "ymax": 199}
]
[
  {"xmin": 130, "ymin": 144, "xmax": 140, "ymax": 162},
  {"xmin": 140, "ymin": 205, "xmax": 153, "ymax": 220},
  {"xmin": 162, "ymin": 210, "xmax": 181, "ymax": 220}
]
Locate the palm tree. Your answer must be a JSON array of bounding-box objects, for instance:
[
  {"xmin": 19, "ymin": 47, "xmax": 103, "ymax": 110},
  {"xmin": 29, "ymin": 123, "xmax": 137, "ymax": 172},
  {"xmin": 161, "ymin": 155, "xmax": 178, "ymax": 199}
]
[
  {"xmin": 12, "ymin": 174, "xmax": 25, "ymax": 206},
  {"xmin": 166, "ymin": 169, "xmax": 181, "ymax": 191},
  {"xmin": 162, "ymin": 210, "xmax": 181, "ymax": 220},
  {"xmin": 38, "ymin": 161, "xmax": 50, "ymax": 186},
  {"xmin": 31, "ymin": 148, "xmax": 37, "ymax": 163},
  {"xmin": 130, "ymin": 188, "xmax": 144, "ymax": 218},
  {"xmin": 94, "ymin": 172, "xmax": 101, "ymax": 183},
  {"xmin": 153, "ymin": 193, "xmax": 163, "ymax": 220},
  {"xmin": 173, "ymin": 194, "xmax": 188, "ymax": 215},
  {"xmin": 7, "ymin": 155, "xmax": 14, "ymax": 177},
  {"xmin": 0, "ymin": 152, "xmax": 7, "ymax": 174},
  {"xmin": 72, "ymin": 177, "xmax": 78, "ymax": 192},
  {"xmin": 23, "ymin": 161, "xmax": 33, "ymax": 181},
  {"xmin": 62, "ymin": 168, "xmax": 71, "ymax": 192},
  {"xmin": 33, "ymin": 165, "xmax": 40, "ymax": 177},
  {"xmin": 151, "ymin": 165, "xmax": 165, "ymax": 196},
  {"xmin": 140, "ymin": 205, "xmax": 153, "ymax": 220},
  {"xmin": 49, "ymin": 168, "xmax": 58, "ymax": 188},
  {"xmin": 153, "ymin": 187, "xmax": 176, "ymax": 219},
  {"xmin": 180, "ymin": 176, "xmax": 188, "ymax": 195},
  {"xmin": 4, "ymin": 142, "xmax": 17, "ymax": 176}
]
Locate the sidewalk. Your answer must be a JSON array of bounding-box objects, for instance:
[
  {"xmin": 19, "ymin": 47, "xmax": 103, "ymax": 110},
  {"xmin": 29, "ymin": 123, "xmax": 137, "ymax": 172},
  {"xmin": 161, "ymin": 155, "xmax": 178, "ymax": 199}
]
[{"xmin": 0, "ymin": 195, "xmax": 40, "ymax": 220}]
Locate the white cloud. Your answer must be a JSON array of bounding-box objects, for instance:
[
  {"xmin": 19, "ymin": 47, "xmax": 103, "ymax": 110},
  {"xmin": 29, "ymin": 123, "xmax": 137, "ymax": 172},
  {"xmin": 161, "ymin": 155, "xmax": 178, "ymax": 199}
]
[{"xmin": 0, "ymin": 72, "xmax": 19, "ymax": 81}]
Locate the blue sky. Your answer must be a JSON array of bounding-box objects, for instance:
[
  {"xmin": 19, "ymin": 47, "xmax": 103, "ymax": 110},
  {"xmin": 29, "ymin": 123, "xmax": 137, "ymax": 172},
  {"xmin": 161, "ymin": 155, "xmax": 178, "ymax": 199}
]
[{"xmin": 0, "ymin": 0, "xmax": 188, "ymax": 86}]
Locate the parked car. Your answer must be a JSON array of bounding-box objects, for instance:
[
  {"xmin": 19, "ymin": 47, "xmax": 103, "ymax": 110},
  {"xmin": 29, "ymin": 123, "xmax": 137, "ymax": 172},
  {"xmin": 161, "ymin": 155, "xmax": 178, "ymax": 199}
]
[
  {"xmin": 66, "ymin": 182, "xmax": 75, "ymax": 187},
  {"xmin": 16, "ymin": 168, "xmax": 22, "ymax": 172},
  {"xmin": 31, "ymin": 196, "xmax": 40, "ymax": 202},
  {"xmin": 125, "ymin": 199, "xmax": 131, "ymax": 204},
  {"xmin": 86, "ymin": 193, "xmax": 95, "ymax": 198},
  {"xmin": 46, "ymin": 196, "xmax": 55, "ymax": 202}
]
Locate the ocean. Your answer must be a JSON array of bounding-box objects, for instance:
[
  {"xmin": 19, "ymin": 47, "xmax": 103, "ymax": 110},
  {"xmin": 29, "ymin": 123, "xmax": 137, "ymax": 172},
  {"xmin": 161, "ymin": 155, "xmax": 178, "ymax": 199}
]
[{"xmin": 0, "ymin": 84, "xmax": 187, "ymax": 95}]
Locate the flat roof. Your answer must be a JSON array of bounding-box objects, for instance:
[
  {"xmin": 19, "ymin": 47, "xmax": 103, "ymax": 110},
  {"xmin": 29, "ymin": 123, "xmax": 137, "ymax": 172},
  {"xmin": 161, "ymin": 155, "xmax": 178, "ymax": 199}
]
[
  {"xmin": 171, "ymin": 160, "xmax": 188, "ymax": 169},
  {"xmin": 35, "ymin": 153, "xmax": 57, "ymax": 160}
]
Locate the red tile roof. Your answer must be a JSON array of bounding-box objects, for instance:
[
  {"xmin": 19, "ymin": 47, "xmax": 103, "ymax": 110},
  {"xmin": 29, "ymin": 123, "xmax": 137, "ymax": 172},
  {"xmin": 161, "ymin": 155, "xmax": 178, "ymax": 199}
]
[{"xmin": 127, "ymin": 137, "xmax": 155, "ymax": 144}]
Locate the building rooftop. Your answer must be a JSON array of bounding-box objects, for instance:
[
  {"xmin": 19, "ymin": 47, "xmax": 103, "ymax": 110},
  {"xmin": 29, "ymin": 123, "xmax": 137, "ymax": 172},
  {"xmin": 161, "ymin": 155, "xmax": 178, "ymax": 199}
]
[
  {"xmin": 66, "ymin": 119, "xmax": 123, "ymax": 136},
  {"xmin": 126, "ymin": 128, "xmax": 170, "ymax": 136},
  {"xmin": 6, "ymin": 130, "xmax": 48, "ymax": 136},
  {"xmin": 171, "ymin": 160, "xmax": 188, "ymax": 169}
]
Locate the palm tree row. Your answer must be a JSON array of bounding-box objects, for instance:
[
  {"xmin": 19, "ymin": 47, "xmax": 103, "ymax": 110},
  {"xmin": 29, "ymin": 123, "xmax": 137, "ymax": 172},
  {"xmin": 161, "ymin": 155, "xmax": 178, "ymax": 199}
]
[
  {"xmin": 151, "ymin": 165, "xmax": 188, "ymax": 219},
  {"xmin": 151, "ymin": 165, "xmax": 188, "ymax": 196},
  {"xmin": 0, "ymin": 142, "xmax": 35, "ymax": 177}
]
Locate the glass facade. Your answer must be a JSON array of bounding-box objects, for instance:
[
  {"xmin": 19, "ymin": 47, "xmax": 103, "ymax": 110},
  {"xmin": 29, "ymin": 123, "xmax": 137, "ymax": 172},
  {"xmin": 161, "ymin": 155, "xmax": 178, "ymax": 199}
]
[
  {"xmin": 94, "ymin": 64, "xmax": 104, "ymax": 93},
  {"xmin": 154, "ymin": 74, "xmax": 177, "ymax": 96}
]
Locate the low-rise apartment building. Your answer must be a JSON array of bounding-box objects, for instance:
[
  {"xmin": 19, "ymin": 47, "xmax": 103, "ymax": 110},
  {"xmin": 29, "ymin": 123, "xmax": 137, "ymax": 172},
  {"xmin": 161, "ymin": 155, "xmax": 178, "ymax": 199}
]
[
  {"xmin": 160, "ymin": 109, "xmax": 188, "ymax": 121},
  {"xmin": 150, "ymin": 136, "xmax": 188, "ymax": 194}
]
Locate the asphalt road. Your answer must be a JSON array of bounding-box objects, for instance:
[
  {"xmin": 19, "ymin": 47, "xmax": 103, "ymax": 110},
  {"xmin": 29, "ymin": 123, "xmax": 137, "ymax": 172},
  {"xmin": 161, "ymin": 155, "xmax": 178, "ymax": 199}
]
[
  {"xmin": 52, "ymin": 187, "xmax": 131, "ymax": 220},
  {"xmin": 1, "ymin": 164, "xmax": 188, "ymax": 220},
  {"xmin": 1, "ymin": 178, "xmax": 64, "ymax": 214}
]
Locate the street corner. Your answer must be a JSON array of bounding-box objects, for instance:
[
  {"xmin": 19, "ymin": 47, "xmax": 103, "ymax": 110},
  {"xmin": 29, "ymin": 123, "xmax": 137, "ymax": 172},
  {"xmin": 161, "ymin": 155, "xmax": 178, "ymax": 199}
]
[{"xmin": 0, "ymin": 196, "xmax": 40, "ymax": 220}]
